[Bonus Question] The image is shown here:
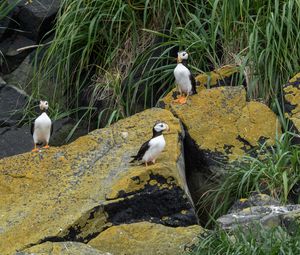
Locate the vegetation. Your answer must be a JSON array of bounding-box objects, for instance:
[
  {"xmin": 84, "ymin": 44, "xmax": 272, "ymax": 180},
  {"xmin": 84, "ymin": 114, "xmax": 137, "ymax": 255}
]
[
  {"xmin": 189, "ymin": 225, "xmax": 300, "ymax": 255},
  {"xmin": 26, "ymin": 0, "xmax": 300, "ymax": 132},
  {"xmin": 3, "ymin": 0, "xmax": 300, "ymax": 252},
  {"xmin": 200, "ymin": 131, "xmax": 300, "ymax": 222}
]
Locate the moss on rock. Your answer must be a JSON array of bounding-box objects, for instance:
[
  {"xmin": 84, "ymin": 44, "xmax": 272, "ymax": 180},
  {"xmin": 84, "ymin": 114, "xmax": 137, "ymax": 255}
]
[
  {"xmin": 283, "ymin": 73, "xmax": 300, "ymax": 133},
  {"xmin": 17, "ymin": 242, "xmax": 109, "ymax": 255},
  {"xmin": 161, "ymin": 86, "xmax": 280, "ymax": 162},
  {"xmin": 195, "ymin": 65, "xmax": 240, "ymax": 89},
  {"xmin": 0, "ymin": 108, "xmax": 197, "ymax": 255},
  {"xmin": 88, "ymin": 222, "xmax": 203, "ymax": 255}
]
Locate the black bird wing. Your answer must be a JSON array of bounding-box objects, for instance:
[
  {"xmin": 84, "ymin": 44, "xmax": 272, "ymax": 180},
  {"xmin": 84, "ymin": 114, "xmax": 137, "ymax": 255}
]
[
  {"xmin": 130, "ymin": 139, "xmax": 150, "ymax": 162},
  {"xmin": 30, "ymin": 121, "xmax": 35, "ymax": 135},
  {"xmin": 190, "ymin": 72, "xmax": 197, "ymax": 95}
]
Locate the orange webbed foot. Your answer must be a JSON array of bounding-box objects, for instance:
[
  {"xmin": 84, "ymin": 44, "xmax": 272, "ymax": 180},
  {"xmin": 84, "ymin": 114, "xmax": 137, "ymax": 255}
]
[
  {"xmin": 175, "ymin": 96, "xmax": 187, "ymax": 104},
  {"xmin": 43, "ymin": 145, "xmax": 50, "ymax": 149},
  {"xmin": 31, "ymin": 148, "xmax": 39, "ymax": 152}
]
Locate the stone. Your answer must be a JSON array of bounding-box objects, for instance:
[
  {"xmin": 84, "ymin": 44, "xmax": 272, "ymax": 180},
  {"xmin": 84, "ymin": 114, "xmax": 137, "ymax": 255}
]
[
  {"xmin": 88, "ymin": 222, "xmax": 203, "ymax": 255},
  {"xmin": 0, "ymin": 125, "xmax": 33, "ymax": 159},
  {"xmin": 0, "ymin": 108, "xmax": 197, "ymax": 255},
  {"xmin": 0, "ymin": 35, "xmax": 35, "ymax": 74},
  {"xmin": 283, "ymin": 73, "xmax": 300, "ymax": 137},
  {"xmin": 195, "ymin": 65, "xmax": 242, "ymax": 89},
  {"xmin": 281, "ymin": 210, "xmax": 300, "ymax": 235},
  {"xmin": 0, "ymin": 84, "xmax": 28, "ymax": 127},
  {"xmin": 159, "ymin": 86, "xmax": 281, "ymax": 203},
  {"xmin": 228, "ymin": 193, "xmax": 281, "ymax": 213},
  {"xmin": 217, "ymin": 203, "xmax": 300, "ymax": 231},
  {"xmin": 17, "ymin": 241, "xmax": 111, "ymax": 255},
  {"xmin": 0, "ymin": 76, "xmax": 6, "ymax": 85},
  {"xmin": 0, "ymin": 118, "xmax": 86, "ymax": 159},
  {"xmin": 8, "ymin": 0, "xmax": 61, "ymax": 41}
]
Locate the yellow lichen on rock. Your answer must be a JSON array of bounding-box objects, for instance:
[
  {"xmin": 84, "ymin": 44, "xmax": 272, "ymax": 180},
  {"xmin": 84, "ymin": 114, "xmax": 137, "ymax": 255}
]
[
  {"xmin": 0, "ymin": 108, "xmax": 196, "ymax": 255},
  {"xmin": 88, "ymin": 222, "xmax": 203, "ymax": 255},
  {"xmin": 195, "ymin": 65, "xmax": 239, "ymax": 89},
  {"xmin": 161, "ymin": 86, "xmax": 280, "ymax": 161},
  {"xmin": 283, "ymin": 73, "xmax": 300, "ymax": 132},
  {"xmin": 20, "ymin": 241, "xmax": 109, "ymax": 255}
]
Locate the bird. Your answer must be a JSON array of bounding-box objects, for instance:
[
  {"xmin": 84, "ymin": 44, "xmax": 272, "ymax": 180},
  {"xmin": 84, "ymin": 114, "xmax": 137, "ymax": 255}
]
[
  {"xmin": 31, "ymin": 100, "xmax": 53, "ymax": 152},
  {"xmin": 130, "ymin": 121, "xmax": 170, "ymax": 167},
  {"xmin": 173, "ymin": 51, "xmax": 197, "ymax": 104}
]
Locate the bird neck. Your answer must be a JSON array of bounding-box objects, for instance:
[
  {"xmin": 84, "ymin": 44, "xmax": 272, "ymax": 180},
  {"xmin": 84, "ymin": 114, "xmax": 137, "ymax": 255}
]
[
  {"xmin": 180, "ymin": 59, "xmax": 188, "ymax": 66},
  {"xmin": 152, "ymin": 130, "xmax": 163, "ymax": 138},
  {"xmin": 40, "ymin": 109, "xmax": 48, "ymax": 114}
]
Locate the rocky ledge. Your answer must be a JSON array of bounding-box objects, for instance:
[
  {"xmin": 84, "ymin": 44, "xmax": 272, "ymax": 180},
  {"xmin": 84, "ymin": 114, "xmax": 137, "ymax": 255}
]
[{"xmin": 0, "ymin": 108, "xmax": 201, "ymax": 255}]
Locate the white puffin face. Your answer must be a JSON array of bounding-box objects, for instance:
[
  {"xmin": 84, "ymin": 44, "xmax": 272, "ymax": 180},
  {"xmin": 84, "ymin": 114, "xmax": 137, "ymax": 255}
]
[
  {"xmin": 39, "ymin": 100, "xmax": 49, "ymax": 110},
  {"xmin": 177, "ymin": 51, "xmax": 188, "ymax": 63},
  {"xmin": 153, "ymin": 122, "xmax": 170, "ymax": 133}
]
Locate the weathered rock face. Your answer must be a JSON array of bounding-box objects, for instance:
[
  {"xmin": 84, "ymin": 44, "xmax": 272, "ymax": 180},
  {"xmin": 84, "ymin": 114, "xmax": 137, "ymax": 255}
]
[
  {"xmin": 195, "ymin": 65, "xmax": 242, "ymax": 90},
  {"xmin": 217, "ymin": 194, "xmax": 300, "ymax": 231},
  {"xmin": 17, "ymin": 242, "xmax": 110, "ymax": 255},
  {"xmin": 283, "ymin": 73, "xmax": 300, "ymax": 136},
  {"xmin": 0, "ymin": 108, "xmax": 198, "ymax": 255},
  {"xmin": 159, "ymin": 86, "xmax": 281, "ymax": 203},
  {"xmin": 8, "ymin": 0, "xmax": 60, "ymax": 41},
  {"xmin": 88, "ymin": 222, "xmax": 203, "ymax": 255},
  {"xmin": 228, "ymin": 193, "xmax": 280, "ymax": 214},
  {"xmin": 0, "ymin": 84, "xmax": 28, "ymax": 126}
]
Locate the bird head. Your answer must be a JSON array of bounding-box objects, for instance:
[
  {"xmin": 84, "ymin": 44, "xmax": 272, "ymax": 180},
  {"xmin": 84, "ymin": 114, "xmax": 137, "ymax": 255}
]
[
  {"xmin": 39, "ymin": 100, "xmax": 49, "ymax": 111},
  {"xmin": 177, "ymin": 51, "xmax": 189, "ymax": 63},
  {"xmin": 153, "ymin": 121, "xmax": 170, "ymax": 135}
]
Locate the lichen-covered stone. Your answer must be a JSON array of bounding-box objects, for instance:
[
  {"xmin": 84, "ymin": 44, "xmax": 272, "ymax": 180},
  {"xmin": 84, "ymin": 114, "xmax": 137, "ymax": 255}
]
[
  {"xmin": 159, "ymin": 86, "xmax": 280, "ymax": 205},
  {"xmin": 281, "ymin": 210, "xmax": 300, "ymax": 235},
  {"xmin": 229, "ymin": 193, "xmax": 281, "ymax": 213},
  {"xmin": 195, "ymin": 65, "xmax": 240, "ymax": 89},
  {"xmin": 17, "ymin": 242, "xmax": 110, "ymax": 255},
  {"xmin": 0, "ymin": 108, "xmax": 197, "ymax": 255},
  {"xmin": 217, "ymin": 204, "xmax": 300, "ymax": 230},
  {"xmin": 88, "ymin": 222, "xmax": 203, "ymax": 255},
  {"xmin": 283, "ymin": 73, "xmax": 300, "ymax": 134},
  {"xmin": 160, "ymin": 86, "xmax": 280, "ymax": 162}
]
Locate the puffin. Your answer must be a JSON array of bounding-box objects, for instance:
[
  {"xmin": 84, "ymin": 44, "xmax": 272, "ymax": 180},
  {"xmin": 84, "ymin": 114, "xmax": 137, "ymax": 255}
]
[
  {"xmin": 130, "ymin": 121, "xmax": 170, "ymax": 166},
  {"xmin": 173, "ymin": 51, "xmax": 197, "ymax": 104},
  {"xmin": 31, "ymin": 100, "xmax": 53, "ymax": 152}
]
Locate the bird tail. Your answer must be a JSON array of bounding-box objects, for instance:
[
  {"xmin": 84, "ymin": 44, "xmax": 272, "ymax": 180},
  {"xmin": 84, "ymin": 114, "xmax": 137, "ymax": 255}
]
[{"xmin": 130, "ymin": 156, "xmax": 137, "ymax": 163}]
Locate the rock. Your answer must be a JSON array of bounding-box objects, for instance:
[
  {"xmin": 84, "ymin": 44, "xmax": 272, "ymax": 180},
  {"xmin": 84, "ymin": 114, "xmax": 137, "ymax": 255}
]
[
  {"xmin": 228, "ymin": 193, "xmax": 281, "ymax": 213},
  {"xmin": 3, "ymin": 44, "xmax": 64, "ymax": 106},
  {"xmin": 0, "ymin": 125, "xmax": 33, "ymax": 159},
  {"xmin": 281, "ymin": 210, "xmax": 300, "ymax": 235},
  {"xmin": 88, "ymin": 222, "xmax": 203, "ymax": 255},
  {"xmin": 217, "ymin": 203, "xmax": 300, "ymax": 231},
  {"xmin": 0, "ymin": 84, "xmax": 28, "ymax": 127},
  {"xmin": 195, "ymin": 65, "xmax": 242, "ymax": 90},
  {"xmin": 283, "ymin": 73, "xmax": 300, "ymax": 137},
  {"xmin": 8, "ymin": 0, "xmax": 61, "ymax": 41},
  {"xmin": 17, "ymin": 241, "xmax": 111, "ymax": 255},
  {"xmin": 0, "ymin": 76, "xmax": 6, "ymax": 85},
  {"xmin": 0, "ymin": 108, "xmax": 197, "ymax": 255},
  {"xmin": 0, "ymin": 34, "xmax": 35, "ymax": 74},
  {"xmin": 0, "ymin": 118, "xmax": 86, "ymax": 159},
  {"xmin": 159, "ymin": 86, "xmax": 281, "ymax": 203}
]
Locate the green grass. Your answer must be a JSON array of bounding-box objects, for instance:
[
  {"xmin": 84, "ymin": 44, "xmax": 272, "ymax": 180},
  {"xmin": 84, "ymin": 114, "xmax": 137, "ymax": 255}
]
[
  {"xmin": 199, "ymin": 131, "xmax": 300, "ymax": 224},
  {"xmin": 23, "ymin": 0, "xmax": 300, "ymax": 129},
  {"xmin": 189, "ymin": 225, "xmax": 300, "ymax": 255}
]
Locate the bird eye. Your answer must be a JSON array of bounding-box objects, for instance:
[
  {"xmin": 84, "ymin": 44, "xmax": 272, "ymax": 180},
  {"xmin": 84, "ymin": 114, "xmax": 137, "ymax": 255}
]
[
  {"xmin": 183, "ymin": 53, "xmax": 186, "ymax": 56},
  {"xmin": 160, "ymin": 124, "xmax": 164, "ymax": 127}
]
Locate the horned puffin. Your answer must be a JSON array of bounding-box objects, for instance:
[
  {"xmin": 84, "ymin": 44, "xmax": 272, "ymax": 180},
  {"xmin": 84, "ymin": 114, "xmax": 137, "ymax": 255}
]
[
  {"xmin": 130, "ymin": 122, "xmax": 170, "ymax": 166},
  {"xmin": 173, "ymin": 51, "xmax": 197, "ymax": 104},
  {"xmin": 31, "ymin": 100, "xmax": 53, "ymax": 152}
]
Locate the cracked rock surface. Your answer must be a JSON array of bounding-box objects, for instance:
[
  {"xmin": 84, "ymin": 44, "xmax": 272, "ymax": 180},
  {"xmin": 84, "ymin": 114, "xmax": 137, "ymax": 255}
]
[{"xmin": 0, "ymin": 108, "xmax": 198, "ymax": 255}]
